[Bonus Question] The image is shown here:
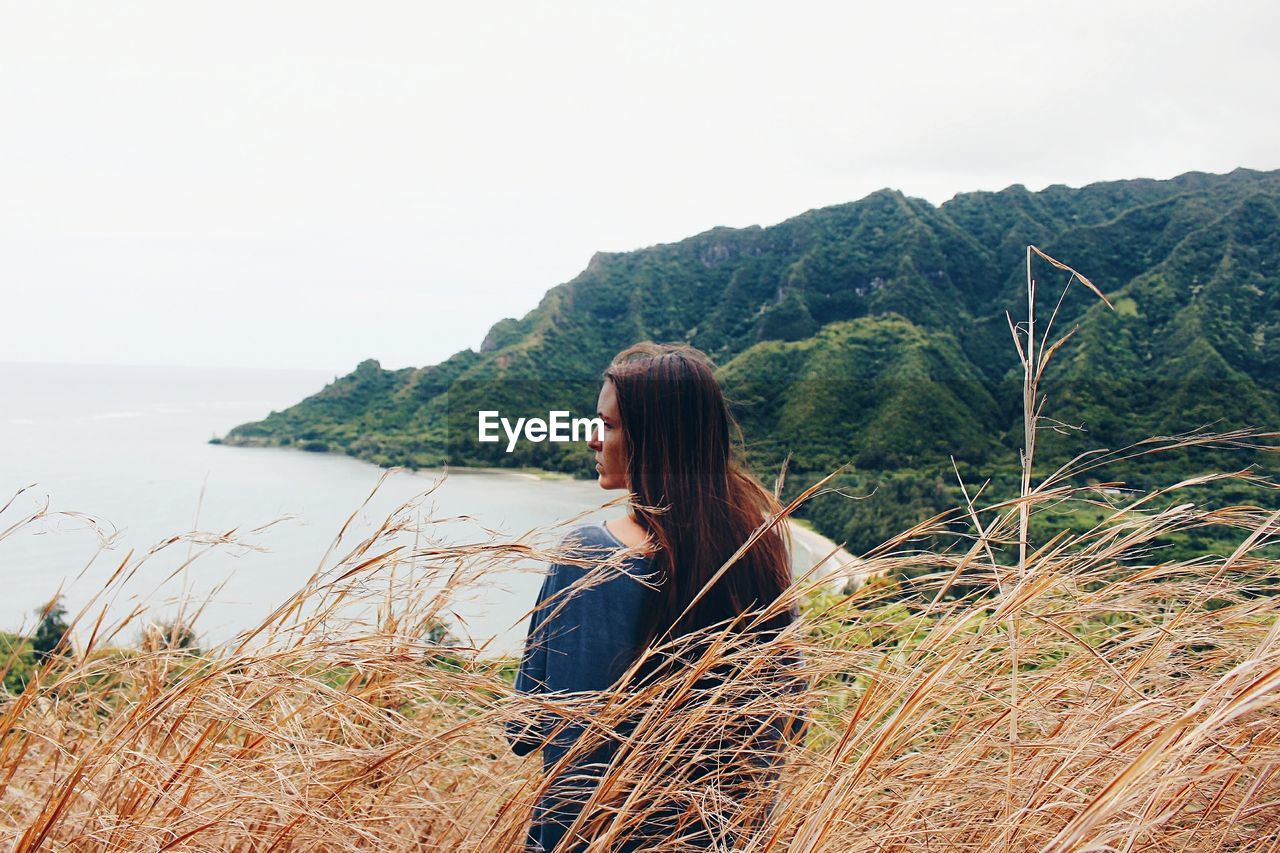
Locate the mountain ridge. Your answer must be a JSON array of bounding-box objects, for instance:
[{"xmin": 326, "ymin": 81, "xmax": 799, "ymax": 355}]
[{"xmin": 218, "ymin": 167, "xmax": 1280, "ymax": 552}]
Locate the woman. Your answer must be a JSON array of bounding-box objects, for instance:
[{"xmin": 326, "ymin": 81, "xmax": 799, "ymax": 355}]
[{"xmin": 505, "ymin": 342, "xmax": 808, "ymax": 852}]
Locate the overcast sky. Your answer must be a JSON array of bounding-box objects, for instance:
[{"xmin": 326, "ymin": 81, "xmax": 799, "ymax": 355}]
[{"xmin": 2, "ymin": 1, "xmax": 1277, "ymax": 373}]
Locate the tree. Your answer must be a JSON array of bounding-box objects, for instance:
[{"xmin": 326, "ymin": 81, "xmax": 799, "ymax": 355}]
[
  {"xmin": 0, "ymin": 632, "xmax": 36, "ymax": 693},
  {"xmin": 31, "ymin": 596, "xmax": 71, "ymax": 661}
]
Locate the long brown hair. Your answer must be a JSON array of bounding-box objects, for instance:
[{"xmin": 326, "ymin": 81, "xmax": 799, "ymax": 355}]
[{"xmin": 603, "ymin": 342, "xmax": 796, "ymax": 664}]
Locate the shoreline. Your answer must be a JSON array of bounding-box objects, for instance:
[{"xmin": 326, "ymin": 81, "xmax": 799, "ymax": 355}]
[
  {"xmin": 786, "ymin": 519, "xmax": 867, "ymax": 591},
  {"xmin": 407, "ymin": 464, "xmax": 574, "ymax": 482},
  {"xmin": 217, "ymin": 440, "xmax": 866, "ymax": 589},
  {"xmin": 401, "ymin": 463, "xmax": 864, "ymax": 584}
]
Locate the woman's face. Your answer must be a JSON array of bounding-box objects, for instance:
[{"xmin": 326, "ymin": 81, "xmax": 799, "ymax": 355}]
[{"xmin": 589, "ymin": 379, "xmax": 628, "ymax": 490}]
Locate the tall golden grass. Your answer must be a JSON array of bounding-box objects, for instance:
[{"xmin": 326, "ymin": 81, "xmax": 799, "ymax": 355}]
[{"xmin": 3, "ymin": 248, "xmax": 1279, "ymax": 850}]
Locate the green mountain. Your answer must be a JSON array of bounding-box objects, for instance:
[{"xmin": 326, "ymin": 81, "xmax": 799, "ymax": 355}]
[{"xmin": 218, "ymin": 167, "xmax": 1280, "ymax": 554}]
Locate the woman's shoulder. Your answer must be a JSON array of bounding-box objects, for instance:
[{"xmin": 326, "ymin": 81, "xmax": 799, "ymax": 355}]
[
  {"xmin": 556, "ymin": 522, "xmax": 623, "ymax": 555},
  {"xmin": 550, "ymin": 523, "xmax": 655, "ymax": 590},
  {"xmin": 558, "ymin": 521, "xmax": 654, "ymax": 557}
]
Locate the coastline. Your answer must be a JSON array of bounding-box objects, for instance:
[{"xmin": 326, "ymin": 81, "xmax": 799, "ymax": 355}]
[
  {"xmin": 215, "ymin": 439, "xmax": 865, "ymax": 587},
  {"xmin": 211, "ymin": 437, "xmax": 575, "ymax": 482},
  {"xmin": 403, "ymin": 462, "xmax": 865, "ymax": 585},
  {"xmin": 786, "ymin": 519, "xmax": 867, "ymax": 591},
  {"xmin": 410, "ymin": 464, "xmax": 574, "ymax": 482},
  {"xmin": 436, "ymin": 463, "xmax": 870, "ymax": 589}
]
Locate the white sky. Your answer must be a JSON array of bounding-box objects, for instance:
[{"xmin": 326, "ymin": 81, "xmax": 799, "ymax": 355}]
[{"xmin": 2, "ymin": 1, "xmax": 1277, "ymax": 373}]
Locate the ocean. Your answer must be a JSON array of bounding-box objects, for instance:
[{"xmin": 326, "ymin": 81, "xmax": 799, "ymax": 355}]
[{"xmin": 0, "ymin": 361, "xmax": 842, "ymax": 657}]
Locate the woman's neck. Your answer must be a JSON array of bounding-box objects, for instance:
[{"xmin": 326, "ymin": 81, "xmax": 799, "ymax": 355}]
[{"xmin": 606, "ymin": 514, "xmax": 652, "ymax": 552}]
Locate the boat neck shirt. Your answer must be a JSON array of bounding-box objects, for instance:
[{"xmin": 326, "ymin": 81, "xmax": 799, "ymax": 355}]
[
  {"xmin": 508, "ymin": 522, "xmax": 654, "ymax": 728},
  {"xmin": 504, "ymin": 521, "xmax": 808, "ymax": 852}
]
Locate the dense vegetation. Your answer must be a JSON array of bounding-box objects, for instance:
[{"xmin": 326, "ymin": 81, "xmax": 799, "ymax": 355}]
[
  {"xmin": 10, "ymin": 175, "xmax": 1280, "ymax": 845},
  {"xmin": 6, "ymin": 447, "xmax": 1280, "ymax": 848},
  {"xmin": 218, "ymin": 168, "xmax": 1280, "ymax": 562}
]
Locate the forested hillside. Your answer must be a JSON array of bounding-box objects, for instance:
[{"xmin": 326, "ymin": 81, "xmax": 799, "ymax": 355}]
[{"xmin": 218, "ymin": 168, "xmax": 1280, "ymax": 554}]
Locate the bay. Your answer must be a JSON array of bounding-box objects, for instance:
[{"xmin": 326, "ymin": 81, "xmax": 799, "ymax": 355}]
[{"xmin": 0, "ymin": 362, "xmax": 848, "ymax": 657}]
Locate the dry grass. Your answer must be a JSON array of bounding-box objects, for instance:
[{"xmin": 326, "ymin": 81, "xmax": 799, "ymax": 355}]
[{"xmin": 2, "ymin": 248, "xmax": 1279, "ymax": 851}]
